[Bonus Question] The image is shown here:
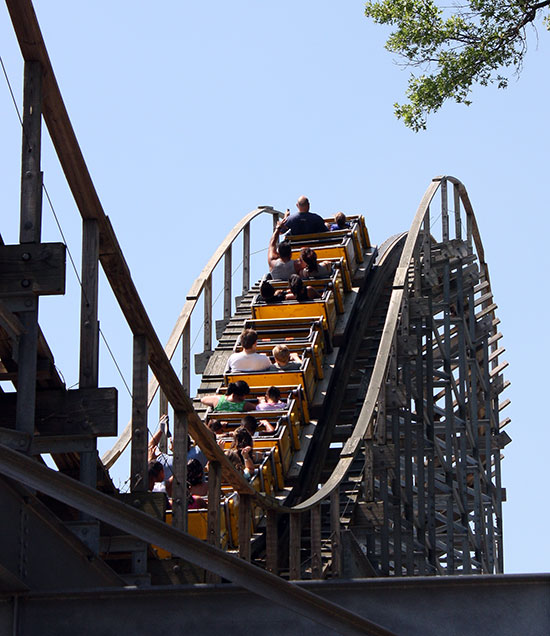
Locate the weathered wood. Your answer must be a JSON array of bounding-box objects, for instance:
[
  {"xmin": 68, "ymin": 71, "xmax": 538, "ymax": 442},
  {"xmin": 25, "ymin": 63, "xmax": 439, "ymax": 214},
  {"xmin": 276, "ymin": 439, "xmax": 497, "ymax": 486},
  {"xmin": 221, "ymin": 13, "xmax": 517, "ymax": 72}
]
[
  {"xmin": 79, "ymin": 218, "xmax": 100, "ymax": 494},
  {"xmin": 14, "ymin": 61, "xmax": 43, "ymax": 438},
  {"xmin": 207, "ymin": 461, "xmax": 222, "ymax": 548},
  {"xmin": 224, "ymin": 248, "xmax": 232, "ymax": 322},
  {"xmin": 289, "ymin": 512, "xmax": 301, "ymax": 580},
  {"xmin": 182, "ymin": 321, "xmax": 191, "ymax": 395},
  {"xmin": 0, "ymin": 300, "xmax": 25, "ymax": 339},
  {"xmin": 453, "ymin": 182, "xmax": 462, "ymax": 240},
  {"xmin": 330, "ymin": 488, "xmax": 342, "ymax": 577},
  {"xmin": 354, "ymin": 502, "xmax": 385, "ymax": 528},
  {"xmin": 203, "ymin": 274, "xmax": 212, "ymax": 352},
  {"xmin": 238, "ymin": 494, "xmax": 251, "ymax": 561},
  {"xmin": 0, "ymin": 243, "xmax": 66, "ymax": 297},
  {"xmin": 0, "ymin": 388, "xmax": 117, "ymax": 436},
  {"xmin": 441, "ymin": 179, "xmax": 449, "ymax": 242},
  {"xmin": 206, "ymin": 460, "xmax": 222, "ymax": 584},
  {"xmin": 20, "ymin": 60, "xmax": 42, "ymax": 244},
  {"xmin": 79, "ymin": 219, "xmax": 99, "ymax": 388},
  {"xmin": 310, "ymin": 505, "xmax": 322, "ymax": 579},
  {"xmin": 14, "ymin": 303, "xmax": 38, "ymax": 435},
  {"xmin": 266, "ymin": 509, "xmax": 278, "ymax": 574},
  {"xmin": 131, "ymin": 335, "xmax": 148, "ymax": 493},
  {"xmin": 171, "ymin": 411, "xmax": 188, "ymax": 532},
  {"xmin": 242, "ymin": 222, "xmax": 250, "ymax": 293},
  {"xmin": 373, "ymin": 444, "xmax": 395, "ymax": 471},
  {"xmin": 8, "ymin": 0, "xmax": 286, "ymax": 504}
]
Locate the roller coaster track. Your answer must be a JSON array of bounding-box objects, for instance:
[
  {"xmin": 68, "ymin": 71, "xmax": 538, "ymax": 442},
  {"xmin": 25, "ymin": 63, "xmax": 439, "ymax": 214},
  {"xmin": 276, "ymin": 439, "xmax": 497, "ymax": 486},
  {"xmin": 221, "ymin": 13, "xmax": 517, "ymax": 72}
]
[{"xmin": 0, "ymin": 2, "xmax": 510, "ymax": 634}]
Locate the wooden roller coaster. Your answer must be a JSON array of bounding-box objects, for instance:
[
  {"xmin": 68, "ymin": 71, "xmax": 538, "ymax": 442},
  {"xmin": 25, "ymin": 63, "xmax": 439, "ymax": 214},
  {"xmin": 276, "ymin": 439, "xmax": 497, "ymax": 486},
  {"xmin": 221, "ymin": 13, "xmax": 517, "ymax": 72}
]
[{"xmin": 0, "ymin": 2, "xmax": 524, "ymax": 635}]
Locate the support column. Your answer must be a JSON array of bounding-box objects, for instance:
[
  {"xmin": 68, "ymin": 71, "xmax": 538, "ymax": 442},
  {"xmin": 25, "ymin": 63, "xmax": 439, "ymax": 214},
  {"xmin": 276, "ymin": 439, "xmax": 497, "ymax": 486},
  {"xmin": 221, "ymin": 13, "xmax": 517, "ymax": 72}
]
[
  {"xmin": 130, "ymin": 335, "xmax": 149, "ymax": 493},
  {"xmin": 15, "ymin": 60, "xmax": 43, "ymax": 437},
  {"xmin": 79, "ymin": 218, "xmax": 100, "ymax": 492}
]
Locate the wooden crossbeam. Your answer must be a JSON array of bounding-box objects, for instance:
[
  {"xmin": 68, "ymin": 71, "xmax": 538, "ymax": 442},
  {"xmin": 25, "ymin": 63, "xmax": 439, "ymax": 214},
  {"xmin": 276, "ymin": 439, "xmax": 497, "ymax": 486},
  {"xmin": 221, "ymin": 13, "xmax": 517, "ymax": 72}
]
[
  {"xmin": 0, "ymin": 243, "xmax": 66, "ymax": 296},
  {"xmin": 0, "ymin": 387, "xmax": 117, "ymax": 436}
]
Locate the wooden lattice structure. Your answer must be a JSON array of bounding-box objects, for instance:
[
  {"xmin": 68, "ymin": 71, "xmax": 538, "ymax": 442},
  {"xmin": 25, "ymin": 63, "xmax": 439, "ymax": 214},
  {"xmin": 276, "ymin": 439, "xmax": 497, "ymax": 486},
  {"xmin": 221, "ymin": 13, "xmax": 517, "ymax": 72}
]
[{"xmin": 0, "ymin": 2, "xmax": 513, "ymax": 635}]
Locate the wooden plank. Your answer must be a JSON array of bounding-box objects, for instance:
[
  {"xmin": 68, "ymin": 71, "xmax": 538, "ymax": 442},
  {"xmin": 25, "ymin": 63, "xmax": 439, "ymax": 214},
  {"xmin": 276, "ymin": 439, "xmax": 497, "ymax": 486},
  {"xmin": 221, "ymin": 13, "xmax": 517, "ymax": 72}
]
[
  {"xmin": 0, "ymin": 243, "xmax": 66, "ymax": 296},
  {"xmin": 310, "ymin": 505, "xmax": 322, "ymax": 579},
  {"xmin": 0, "ymin": 300, "xmax": 25, "ymax": 338},
  {"xmin": 242, "ymin": 222, "xmax": 250, "ymax": 293},
  {"xmin": 0, "ymin": 387, "xmax": 117, "ymax": 436},
  {"xmin": 207, "ymin": 461, "xmax": 221, "ymax": 548},
  {"xmin": 20, "ymin": 60, "xmax": 42, "ymax": 244},
  {"xmin": 206, "ymin": 460, "xmax": 221, "ymax": 584},
  {"xmin": 14, "ymin": 302, "xmax": 38, "ymax": 435},
  {"xmin": 79, "ymin": 219, "xmax": 99, "ymax": 387},
  {"xmin": 14, "ymin": 61, "xmax": 43, "ymax": 438},
  {"xmin": 182, "ymin": 321, "xmax": 191, "ymax": 395},
  {"xmin": 266, "ymin": 509, "xmax": 278, "ymax": 575},
  {"xmin": 171, "ymin": 411, "xmax": 188, "ymax": 532},
  {"xmin": 78, "ymin": 218, "xmax": 100, "ymax": 495},
  {"xmin": 330, "ymin": 488, "xmax": 342, "ymax": 577},
  {"xmin": 441, "ymin": 179, "xmax": 449, "ymax": 242},
  {"xmin": 289, "ymin": 512, "xmax": 301, "ymax": 580},
  {"xmin": 453, "ymin": 182, "xmax": 462, "ymax": 240},
  {"xmin": 488, "ymin": 347, "xmax": 505, "ymax": 363},
  {"xmin": 224, "ymin": 248, "xmax": 232, "ymax": 321},
  {"xmin": 238, "ymin": 494, "xmax": 251, "ymax": 562},
  {"xmin": 373, "ymin": 444, "xmax": 395, "ymax": 471},
  {"xmin": 475, "ymin": 303, "xmax": 497, "ymax": 320},
  {"xmin": 489, "ymin": 361, "xmax": 509, "ymax": 378},
  {"xmin": 203, "ymin": 274, "xmax": 212, "ymax": 352},
  {"xmin": 131, "ymin": 335, "xmax": 148, "ymax": 493}
]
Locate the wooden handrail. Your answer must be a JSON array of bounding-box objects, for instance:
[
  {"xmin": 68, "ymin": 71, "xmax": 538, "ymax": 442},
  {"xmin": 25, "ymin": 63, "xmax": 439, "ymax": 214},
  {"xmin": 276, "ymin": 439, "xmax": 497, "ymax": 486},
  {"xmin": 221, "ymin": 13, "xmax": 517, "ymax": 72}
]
[
  {"xmin": 102, "ymin": 206, "xmax": 282, "ymax": 468},
  {"xmin": 5, "ymin": 0, "xmax": 496, "ymax": 520},
  {"xmin": 5, "ymin": 0, "xmax": 280, "ymax": 497}
]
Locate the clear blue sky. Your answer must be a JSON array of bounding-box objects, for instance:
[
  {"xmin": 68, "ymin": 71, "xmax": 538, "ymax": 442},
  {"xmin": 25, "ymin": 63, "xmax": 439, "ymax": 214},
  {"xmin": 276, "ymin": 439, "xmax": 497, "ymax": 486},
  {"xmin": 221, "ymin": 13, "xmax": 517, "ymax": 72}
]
[{"xmin": 1, "ymin": 1, "xmax": 548, "ymax": 574}]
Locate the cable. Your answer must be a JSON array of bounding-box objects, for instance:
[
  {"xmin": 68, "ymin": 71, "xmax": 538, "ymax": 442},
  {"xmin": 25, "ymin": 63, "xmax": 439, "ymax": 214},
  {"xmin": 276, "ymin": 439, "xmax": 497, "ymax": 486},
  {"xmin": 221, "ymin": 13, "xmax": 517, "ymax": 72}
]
[
  {"xmin": 2, "ymin": 52, "xmax": 135, "ymax": 399},
  {"xmin": 0, "ymin": 55, "xmax": 23, "ymax": 125}
]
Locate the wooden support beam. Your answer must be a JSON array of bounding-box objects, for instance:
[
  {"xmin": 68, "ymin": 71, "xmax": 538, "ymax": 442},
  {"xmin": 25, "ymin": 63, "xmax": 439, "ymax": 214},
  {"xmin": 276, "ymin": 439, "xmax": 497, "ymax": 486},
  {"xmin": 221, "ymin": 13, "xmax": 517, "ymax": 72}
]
[
  {"xmin": 441, "ymin": 179, "xmax": 449, "ymax": 242},
  {"xmin": 171, "ymin": 411, "xmax": 188, "ymax": 532},
  {"xmin": 310, "ymin": 505, "xmax": 322, "ymax": 579},
  {"xmin": 15, "ymin": 60, "xmax": 43, "ymax": 437},
  {"xmin": 266, "ymin": 509, "xmax": 278, "ymax": 575},
  {"xmin": 454, "ymin": 183, "xmax": 462, "ymax": 240},
  {"xmin": 79, "ymin": 218, "xmax": 100, "ymax": 495},
  {"xmin": 20, "ymin": 60, "xmax": 43, "ymax": 245},
  {"xmin": 223, "ymin": 248, "xmax": 232, "ymax": 321},
  {"xmin": 0, "ymin": 243, "xmax": 66, "ymax": 298},
  {"xmin": 0, "ymin": 300, "xmax": 25, "ymax": 339},
  {"xmin": 0, "ymin": 388, "xmax": 117, "ymax": 436},
  {"xmin": 181, "ymin": 321, "xmax": 191, "ymax": 395},
  {"xmin": 289, "ymin": 511, "xmax": 301, "ymax": 580},
  {"xmin": 206, "ymin": 460, "xmax": 222, "ymax": 584},
  {"xmin": 203, "ymin": 274, "xmax": 212, "ymax": 352},
  {"xmin": 242, "ymin": 222, "xmax": 250, "ymax": 294},
  {"xmin": 131, "ymin": 335, "xmax": 148, "ymax": 493},
  {"xmin": 79, "ymin": 220, "xmax": 99, "ymax": 387},
  {"xmin": 330, "ymin": 488, "xmax": 342, "ymax": 578},
  {"xmin": 207, "ymin": 461, "xmax": 221, "ymax": 548},
  {"xmin": 238, "ymin": 494, "xmax": 251, "ymax": 562}
]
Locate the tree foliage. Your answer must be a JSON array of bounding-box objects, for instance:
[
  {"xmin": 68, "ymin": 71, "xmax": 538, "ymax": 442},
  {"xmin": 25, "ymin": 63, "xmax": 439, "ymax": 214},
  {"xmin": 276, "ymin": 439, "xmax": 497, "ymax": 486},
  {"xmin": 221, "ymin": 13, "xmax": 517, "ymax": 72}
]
[{"xmin": 364, "ymin": 0, "xmax": 550, "ymax": 131}]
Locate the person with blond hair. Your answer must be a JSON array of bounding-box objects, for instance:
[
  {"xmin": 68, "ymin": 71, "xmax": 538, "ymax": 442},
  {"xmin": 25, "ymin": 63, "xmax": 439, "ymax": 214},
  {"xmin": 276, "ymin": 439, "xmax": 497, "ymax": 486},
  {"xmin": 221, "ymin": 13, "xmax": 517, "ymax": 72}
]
[{"xmin": 271, "ymin": 344, "xmax": 301, "ymax": 371}]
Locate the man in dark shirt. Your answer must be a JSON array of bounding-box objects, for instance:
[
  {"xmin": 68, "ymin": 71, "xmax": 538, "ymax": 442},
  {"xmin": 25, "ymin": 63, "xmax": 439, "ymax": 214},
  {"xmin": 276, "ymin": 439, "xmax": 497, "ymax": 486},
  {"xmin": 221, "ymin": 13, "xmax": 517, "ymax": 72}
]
[{"xmin": 278, "ymin": 195, "xmax": 327, "ymax": 235}]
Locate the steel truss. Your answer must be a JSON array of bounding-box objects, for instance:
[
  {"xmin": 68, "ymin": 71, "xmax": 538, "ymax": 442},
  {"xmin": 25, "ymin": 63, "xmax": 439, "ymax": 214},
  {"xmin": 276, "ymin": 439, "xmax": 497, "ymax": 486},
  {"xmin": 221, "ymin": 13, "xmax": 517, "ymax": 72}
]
[{"xmin": 351, "ymin": 177, "xmax": 508, "ymax": 576}]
